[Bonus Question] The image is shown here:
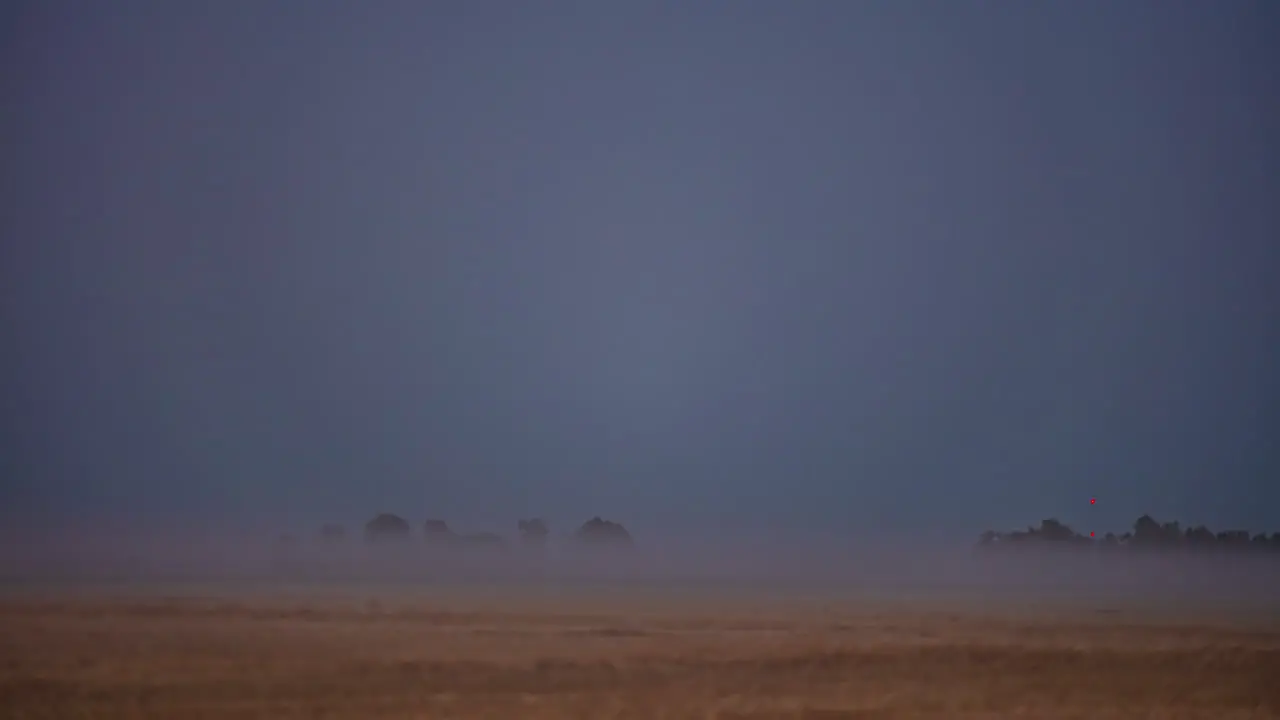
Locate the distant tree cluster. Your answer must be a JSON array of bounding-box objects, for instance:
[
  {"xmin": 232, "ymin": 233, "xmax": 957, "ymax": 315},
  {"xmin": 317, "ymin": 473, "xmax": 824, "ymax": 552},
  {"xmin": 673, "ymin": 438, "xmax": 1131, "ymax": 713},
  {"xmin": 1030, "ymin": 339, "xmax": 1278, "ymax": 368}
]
[
  {"xmin": 978, "ymin": 515, "xmax": 1280, "ymax": 553},
  {"xmin": 572, "ymin": 516, "xmax": 634, "ymax": 549},
  {"xmin": 297, "ymin": 514, "xmax": 633, "ymax": 551}
]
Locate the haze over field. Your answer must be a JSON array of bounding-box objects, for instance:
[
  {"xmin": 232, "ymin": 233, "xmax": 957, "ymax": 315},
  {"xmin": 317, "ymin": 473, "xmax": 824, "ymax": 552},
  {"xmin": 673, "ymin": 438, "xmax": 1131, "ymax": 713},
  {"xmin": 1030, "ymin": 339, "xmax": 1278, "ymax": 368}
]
[
  {"xmin": 6, "ymin": 3, "xmax": 1279, "ymax": 716},
  {"xmin": 1, "ymin": 524, "xmax": 1277, "ymax": 619}
]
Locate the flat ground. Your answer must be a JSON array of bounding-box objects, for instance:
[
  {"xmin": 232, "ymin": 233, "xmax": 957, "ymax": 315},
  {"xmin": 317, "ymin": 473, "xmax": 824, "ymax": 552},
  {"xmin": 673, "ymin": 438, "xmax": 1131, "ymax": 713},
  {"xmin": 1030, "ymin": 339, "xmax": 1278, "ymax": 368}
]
[{"xmin": 1, "ymin": 585, "xmax": 1278, "ymax": 719}]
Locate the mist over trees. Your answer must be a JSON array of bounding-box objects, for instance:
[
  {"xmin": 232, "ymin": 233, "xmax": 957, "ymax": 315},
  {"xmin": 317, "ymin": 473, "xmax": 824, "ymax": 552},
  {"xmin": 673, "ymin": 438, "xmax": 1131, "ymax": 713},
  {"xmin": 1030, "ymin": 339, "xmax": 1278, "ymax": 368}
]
[
  {"xmin": 572, "ymin": 517, "xmax": 635, "ymax": 549},
  {"xmin": 261, "ymin": 511, "xmax": 1280, "ymax": 590},
  {"xmin": 518, "ymin": 518, "xmax": 549, "ymax": 548},
  {"xmin": 362, "ymin": 513, "xmax": 411, "ymax": 544},
  {"xmin": 978, "ymin": 515, "xmax": 1280, "ymax": 553},
  {"xmin": 316, "ymin": 511, "xmax": 1280, "ymax": 557},
  {"xmin": 316, "ymin": 514, "xmax": 634, "ymax": 552}
]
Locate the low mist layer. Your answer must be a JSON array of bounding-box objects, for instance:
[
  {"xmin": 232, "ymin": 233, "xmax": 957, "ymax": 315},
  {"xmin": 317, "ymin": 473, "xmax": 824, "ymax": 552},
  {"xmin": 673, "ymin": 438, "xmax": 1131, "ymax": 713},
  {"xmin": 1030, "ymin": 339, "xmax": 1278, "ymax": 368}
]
[{"xmin": 4, "ymin": 520, "xmax": 1278, "ymax": 613}]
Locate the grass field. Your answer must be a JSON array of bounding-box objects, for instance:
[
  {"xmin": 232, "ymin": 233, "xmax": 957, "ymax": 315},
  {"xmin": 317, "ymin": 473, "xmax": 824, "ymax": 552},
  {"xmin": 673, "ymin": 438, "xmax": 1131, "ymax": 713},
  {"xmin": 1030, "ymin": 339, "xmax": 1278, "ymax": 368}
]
[{"xmin": 1, "ymin": 584, "xmax": 1278, "ymax": 719}]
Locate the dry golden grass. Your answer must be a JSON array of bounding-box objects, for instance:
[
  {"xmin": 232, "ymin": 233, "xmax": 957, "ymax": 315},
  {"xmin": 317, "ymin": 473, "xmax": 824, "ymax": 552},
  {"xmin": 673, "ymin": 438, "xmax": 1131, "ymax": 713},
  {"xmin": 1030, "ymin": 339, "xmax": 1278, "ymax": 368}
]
[{"xmin": 1, "ymin": 587, "xmax": 1278, "ymax": 719}]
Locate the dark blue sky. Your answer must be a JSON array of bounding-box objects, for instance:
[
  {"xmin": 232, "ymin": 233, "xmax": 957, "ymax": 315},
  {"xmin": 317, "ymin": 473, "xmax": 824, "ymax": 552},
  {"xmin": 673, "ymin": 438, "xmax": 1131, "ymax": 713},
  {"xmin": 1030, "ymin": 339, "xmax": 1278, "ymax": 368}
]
[{"xmin": 4, "ymin": 1, "xmax": 1278, "ymax": 538}]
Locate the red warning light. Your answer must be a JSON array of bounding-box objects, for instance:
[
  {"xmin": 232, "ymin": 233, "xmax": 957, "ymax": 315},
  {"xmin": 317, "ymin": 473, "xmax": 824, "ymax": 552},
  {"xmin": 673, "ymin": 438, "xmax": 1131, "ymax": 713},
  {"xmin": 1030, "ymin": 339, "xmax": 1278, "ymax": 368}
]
[
  {"xmin": 1090, "ymin": 532, "xmax": 1095, "ymax": 537},
  {"xmin": 1090, "ymin": 498, "xmax": 1096, "ymax": 505}
]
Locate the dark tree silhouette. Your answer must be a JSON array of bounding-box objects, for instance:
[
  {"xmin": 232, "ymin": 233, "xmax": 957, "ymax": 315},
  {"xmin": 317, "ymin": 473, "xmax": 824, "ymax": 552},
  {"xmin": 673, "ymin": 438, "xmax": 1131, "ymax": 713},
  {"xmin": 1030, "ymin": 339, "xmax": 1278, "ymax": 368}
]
[
  {"xmin": 1132, "ymin": 515, "xmax": 1162, "ymax": 544},
  {"xmin": 574, "ymin": 517, "xmax": 634, "ymax": 548},
  {"xmin": 1036, "ymin": 518, "xmax": 1076, "ymax": 542},
  {"xmin": 418, "ymin": 519, "xmax": 508, "ymax": 551},
  {"xmin": 364, "ymin": 513, "xmax": 411, "ymax": 543},
  {"xmin": 1186, "ymin": 525, "xmax": 1214, "ymax": 546},
  {"xmin": 976, "ymin": 519, "xmax": 1090, "ymax": 547},
  {"xmin": 977, "ymin": 513, "xmax": 1278, "ymax": 556},
  {"xmin": 1217, "ymin": 530, "xmax": 1250, "ymax": 547}
]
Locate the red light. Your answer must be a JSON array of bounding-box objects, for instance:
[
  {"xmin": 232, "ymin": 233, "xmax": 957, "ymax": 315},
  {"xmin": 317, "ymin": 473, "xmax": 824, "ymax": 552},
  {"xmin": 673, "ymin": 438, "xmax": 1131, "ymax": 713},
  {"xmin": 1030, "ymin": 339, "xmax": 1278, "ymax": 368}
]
[
  {"xmin": 1090, "ymin": 532, "xmax": 1095, "ymax": 537},
  {"xmin": 1090, "ymin": 498, "xmax": 1096, "ymax": 505}
]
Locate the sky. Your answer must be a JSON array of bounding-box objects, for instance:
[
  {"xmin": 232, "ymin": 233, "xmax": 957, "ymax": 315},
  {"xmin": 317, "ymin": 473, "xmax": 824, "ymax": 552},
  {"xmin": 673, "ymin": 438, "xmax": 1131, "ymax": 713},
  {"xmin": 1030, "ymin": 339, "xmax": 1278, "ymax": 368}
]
[{"xmin": 3, "ymin": 1, "xmax": 1278, "ymax": 541}]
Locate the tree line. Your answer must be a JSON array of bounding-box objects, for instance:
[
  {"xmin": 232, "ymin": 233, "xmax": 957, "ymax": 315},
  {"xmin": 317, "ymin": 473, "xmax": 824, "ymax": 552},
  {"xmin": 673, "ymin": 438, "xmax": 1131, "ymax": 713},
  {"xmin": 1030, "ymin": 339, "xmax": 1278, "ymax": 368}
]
[
  {"xmin": 279, "ymin": 513, "xmax": 635, "ymax": 550},
  {"xmin": 978, "ymin": 515, "xmax": 1280, "ymax": 552}
]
